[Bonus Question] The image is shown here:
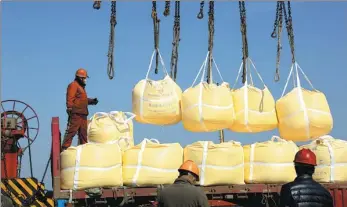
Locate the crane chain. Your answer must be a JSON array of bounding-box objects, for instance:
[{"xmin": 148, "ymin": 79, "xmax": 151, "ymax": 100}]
[
  {"xmin": 239, "ymin": 1, "xmax": 249, "ymax": 84},
  {"xmin": 283, "ymin": 1, "xmax": 296, "ymax": 64},
  {"xmin": 152, "ymin": 1, "xmax": 161, "ymax": 74},
  {"xmin": 170, "ymin": 1, "xmax": 181, "ymax": 82},
  {"xmin": 276, "ymin": 3, "xmax": 283, "ymax": 82},
  {"xmin": 93, "ymin": 0, "xmax": 101, "ymax": 10},
  {"xmin": 164, "ymin": 0, "xmax": 171, "ymax": 17},
  {"xmin": 207, "ymin": 0, "xmax": 215, "ymax": 84},
  {"xmin": 271, "ymin": 2, "xmax": 281, "ymax": 38},
  {"xmin": 107, "ymin": 1, "xmax": 117, "ymax": 80},
  {"xmin": 197, "ymin": 0, "xmax": 205, "ymax": 19},
  {"xmin": 271, "ymin": 1, "xmax": 284, "ymax": 82}
]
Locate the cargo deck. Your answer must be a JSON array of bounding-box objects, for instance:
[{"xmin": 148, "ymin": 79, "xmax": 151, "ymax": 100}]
[{"xmin": 51, "ymin": 117, "xmax": 347, "ymax": 207}]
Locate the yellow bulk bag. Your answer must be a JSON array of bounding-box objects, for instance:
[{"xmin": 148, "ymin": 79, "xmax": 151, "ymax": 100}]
[
  {"xmin": 184, "ymin": 141, "xmax": 244, "ymax": 186},
  {"xmin": 300, "ymin": 135, "xmax": 347, "ymax": 183},
  {"xmin": 87, "ymin": 111, "xmax": 135, "ymax": 150},
  {"xmin": 244, "ymin": 136, "xmax": 298, "ymax": 184},
  {"xmin": 132, "ymin": 49, "xmax": 182, "ymax": 125},
  {"xmin": 276, "ymin": 62, "xmax": 333, "ymax": 141},
  {"xmin": 182, "ymin": 51, "xmax": 235, "ymax": 132},
  {"xmin": 60, "ymin": 143, "xmax": 123, "ymax": 190},
  {"xmin": 229, "ymin": 58, "xmax": 278, "ymax": 133},
  {"xmin": 122, "ymin": 138, "xmax": 183, "ymax": 187}
]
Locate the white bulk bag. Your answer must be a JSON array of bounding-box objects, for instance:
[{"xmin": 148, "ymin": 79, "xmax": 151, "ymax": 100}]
[
  {"xmin": 300, "ymin": 135, "xmax": 347, "ymax": 183},
  {"xmin": 122, "ymin": 138, "xmax": 183, "ymax": 187},
  {"xmin": 132, "ymin": 49, "xmax": 182, "ymax": 125},
  {"xmin": 87, "ymin": 111, "xmax": 135, "ymax": 150},
  {"xmin": 229, "ymin": 58, "xmax": 278, "ymax": 133},
  {"xmin": 276, "ymin": 61, "xmax": 333, "ymax": 141},
  {"xmin": 60, "ymin": 142, "xmax": 123, "ymax": 190},
  {"xmin": 181, "ymin": 51, "xmax": 235, "ymax": 132}
]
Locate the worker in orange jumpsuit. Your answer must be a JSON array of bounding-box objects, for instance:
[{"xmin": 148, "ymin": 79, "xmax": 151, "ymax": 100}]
[
  {"xmin": 279, "ymin": 148, "xmax": 333, "ymax": 207},
  {"xmin": 157, "ymin": 160, "xmax": 210, "ymax": 207},
  {"xmin": 61, "ymin": 68, "xmax": 98, "ymax": 151}
]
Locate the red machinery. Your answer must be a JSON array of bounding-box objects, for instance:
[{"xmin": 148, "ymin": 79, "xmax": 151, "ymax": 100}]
[
  {"xmin": 1, "ymin": 100, "xmax": 54, "ymax": 207},
  {"xmin": 1, "ymin": 100, "xmax": 40, "ymax": 179}
]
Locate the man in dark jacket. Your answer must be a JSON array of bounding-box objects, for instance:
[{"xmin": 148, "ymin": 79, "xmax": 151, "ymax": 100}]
[
  {"xmin": 279, "ymin": 148, "xmax": 334, "ymax": 207},
  {"xmin": 157, "ymin": 160, "xmax": 210, "ymax": 207},
  {"xmin": 61, "ymin": 68, "xmax": 98, "ymax": 151}
]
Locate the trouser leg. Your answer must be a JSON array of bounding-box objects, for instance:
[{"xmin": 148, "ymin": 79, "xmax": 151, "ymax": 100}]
[
  {"xmin": 78, "ymin": 115, "xmax": 88, "ymax": 145},
  {"xmin": 61, "ymin": 114, "xmax": 81, "ymax": 150}
]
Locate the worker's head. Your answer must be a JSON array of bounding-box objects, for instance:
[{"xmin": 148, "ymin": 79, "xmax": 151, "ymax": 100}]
[
  {"xmin": 293, "ymin": 148, "xmax": 317, "ymax": 176},
  {"xmin": 75, "ymin": 68, "xmax": 89, "ymax": 85},
  {"xmin": 178, "ymin": 160, "xmax": 200, "ymax": 183}
]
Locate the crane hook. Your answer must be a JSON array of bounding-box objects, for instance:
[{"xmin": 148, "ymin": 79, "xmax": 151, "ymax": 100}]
[{"xmin": 93, "ymin": 1, "xmax": 101, "ymax": 10}]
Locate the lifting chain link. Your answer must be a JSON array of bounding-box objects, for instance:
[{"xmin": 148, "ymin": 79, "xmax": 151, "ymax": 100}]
[
  {"xmin": 152, "ymin": 1, "xmax": 161, "ymax": 74},
  {"xmin": 205, "ymin": 0, "xmax": 223, "ymax": 143},
  {"xmin": 271, "ymin": 1, "xmax": 284, "ymax": 82},
  {"xmin": 239, "ymin": 1, "xmax": 249, "ymax": 84},
  {"xmin": 271, "ymin": 2, "xmax": 281, "ymax": 39},
  {"xmin": 207, "ymin": 0, "xmax": 215, "ymax": 84},
  {"xmin": 92, "ymin": 0, "xmax": 116, "ymax": 80},
  {"xmin": 107, "ymin": 1, "xmax": 117, "ymax": 80},
  {"xmin": 284, "ymin": 1, "xmax": 296, "ymax": 64},
  {"xmin": 170, "ymin": 1, "xmax": 181, "ymax": 81},
  {"xmin": 197, "ymin": 0, "xmax": 205, "ymax": 19},
  {"xmin": 164, "ymin": 0, "xmax": 171, "ymax": 17}
]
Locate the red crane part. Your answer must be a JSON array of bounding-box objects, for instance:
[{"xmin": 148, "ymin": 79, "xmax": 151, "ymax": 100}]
[
  {"xmin": 1, "ymin": 152, "xmax": 18, "ymax": 178},
  {"xmin": 1, "ymin": 100, "xmax": 40, "ymax": 179}
]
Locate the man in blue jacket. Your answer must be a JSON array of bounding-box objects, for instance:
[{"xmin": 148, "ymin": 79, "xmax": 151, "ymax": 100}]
[{"xmin": 279, "ymin": 148, "xmax": 333, "ymax": 207}]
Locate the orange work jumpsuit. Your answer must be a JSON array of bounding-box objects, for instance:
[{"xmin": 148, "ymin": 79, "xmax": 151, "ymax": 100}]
[{"xmin": 61, "ymin": 80, "xmax": 93, "ymax": 150}]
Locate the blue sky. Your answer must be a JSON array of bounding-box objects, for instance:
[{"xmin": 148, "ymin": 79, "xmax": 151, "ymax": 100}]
[{"xmin": 2, "ymin": 2, "xmax": 347, "ymax": 190}]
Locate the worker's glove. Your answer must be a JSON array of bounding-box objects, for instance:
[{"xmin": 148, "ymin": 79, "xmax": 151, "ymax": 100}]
[
  {"xmin": 66, "ymin": 108, "xmax": 72, "ymax": 116},
  {"xmin": 91, "ymin": 98, "xmax": 99, "ymax": 105}
]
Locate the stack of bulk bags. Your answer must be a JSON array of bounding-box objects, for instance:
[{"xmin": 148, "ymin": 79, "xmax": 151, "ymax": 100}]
[
  {"xmin": 60, "ymin": 143, "xmax": 123, "ymax": 190},
  {"xmin": 132, "ymin": 49, "xmax": 182, "ymax": 125},
  {"xmin": 276, "ymin": 62, "xmax": 333, "ymax": 141},
  {"xmin": 181, "ymin": 51, "xmax": 235, "ymax": 132},
  {"xmin": 300, "ymin": 135, "xmax": 347, "ymax": 183},
  {"xmin": 229, "ymin": 58, "xmax": 278, "ymax": 133},
  {"xmin": 244, "ymin": 136, "xmax": 298, "ymax": 184},
  {"xmin": 122, "ymin": 138, "xmax": 183, "ymax": 187},
  {"xmin": 88, "ymin": 111, "xmax": 135, "ymax": 150},
  {"xmin": 184, "ymin": 141, "xmax": 244, "ymax": 186}
]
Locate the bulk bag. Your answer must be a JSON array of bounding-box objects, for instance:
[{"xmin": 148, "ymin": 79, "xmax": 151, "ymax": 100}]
[
  {"xmin": 60, "ymin": 143, "xmax": 123, "ymax": 190},
  {"xmin": 122, "ymin": 138, "xmax": 183, "ymax": 187},
  {"xmin": 181, "ymin": 51, "xmax": 235, "ymax": 132},
  {"xmin": 300, "ymin": 135, "xmax": 347, "ymax": 183},
  {"xmin": 229, "ymin": 58, "xmax": 278, "ymax": 133},
  {"xmin": 244, "ymin": 136, "xmax": 298, "ymax": 184},
  {"xmin": 132, "ymin": 49, "xmax": 182, "ymax": 125},
  {"xmin": 184, "ymin": 141, "xmax": 244, "ymax": 186},
  {"xmin": 276, "ymin": 62, "xmax": 333, "ymax": 141},
  {"xmin": 87, "ymin": 111, "xmax": 135, "ymax": 150}
]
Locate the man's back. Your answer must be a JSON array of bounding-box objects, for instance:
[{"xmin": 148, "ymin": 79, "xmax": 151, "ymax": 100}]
[
  {"xmin": 280, "ymin": 175, "xmax": 334, "ymax": 207},
  {"xmin": 158, "ymin": 178, "xmax": 209, "ymax": 207}
]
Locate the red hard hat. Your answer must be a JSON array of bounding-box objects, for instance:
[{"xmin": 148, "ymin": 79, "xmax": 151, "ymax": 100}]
[
  {"xmin": 294, "ymin": 148, "xmax": 317, "ymax": 166},
  {"xmin": 75, "ymin": 68, "xmax": 89, "ymax": 78}
]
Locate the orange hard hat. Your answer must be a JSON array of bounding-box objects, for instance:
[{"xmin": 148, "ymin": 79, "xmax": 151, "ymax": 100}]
[
  {"xmin": 75, "ymin": 68, "xmax": 89, "ymax": 78},
  {"xmin": 179, "ymin": 160, "xmax": 200, "ymax": 180},
  {"xmin": 294, "ymin": 148, "xmax": 317, "ymax": 166}
]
